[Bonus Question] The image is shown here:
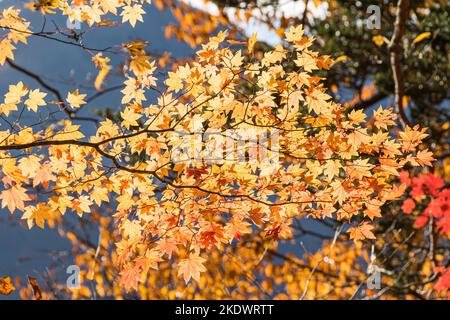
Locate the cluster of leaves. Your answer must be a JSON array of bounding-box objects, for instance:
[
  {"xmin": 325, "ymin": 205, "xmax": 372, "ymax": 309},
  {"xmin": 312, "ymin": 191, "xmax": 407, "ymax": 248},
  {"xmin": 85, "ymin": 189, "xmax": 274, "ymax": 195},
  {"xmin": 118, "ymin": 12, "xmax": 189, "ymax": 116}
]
[
  {"xmin": 0, "ymin": 8, "xmax": 31, "ymax": 65},
  {"xmin": 311, "ymin": 0, "xmax": 449, "ymax": 156},
  {"xmin": 0, "ymin": 1, "xmax": 448, "ymax": 300},
  {"xmin": 0, "ymin": 17, "xmax": 433, "ymax": 292},
  {"xmin": 200, "ymin": 0, "xmax": 449, "ymax": 159},
  {"xmin": 154, "ymin": 0, "xmax": 232, "ymax": 48},
  {"xmin": 399, "ymin": 171, "xmax": 450, "ymax": 297},
  {"xmin": 27, "ymin": 0, "xmax": 151, "ymax": 27},
  {"xmin": 14, "ymin": 209, "xmax": 371, "ymax": 299},
  {"xmin": 20, "ymin": 200, "xmax": 448, "ymax": 300},
  {"xmin": 401, "ymin": 172, "xmax": 450, "ymax": 232},
  {"xmin": 148, "ymin": 0, "xmax": 450, "ymax": 300}
]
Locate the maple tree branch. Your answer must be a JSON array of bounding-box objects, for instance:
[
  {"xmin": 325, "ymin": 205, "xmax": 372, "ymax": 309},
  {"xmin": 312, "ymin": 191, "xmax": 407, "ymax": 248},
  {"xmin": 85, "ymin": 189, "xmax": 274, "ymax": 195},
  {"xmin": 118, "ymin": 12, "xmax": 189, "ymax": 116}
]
[
  {"xmin": 301, "ymin": 0, "xmax": 309, "ymax": 26},
  {"xmin": 0, "ymin": 25, "xmax": 115, "ymax": 53},
  {"xmin": 352, "ymin": 92, "xmax": 387, "ymax": 110},
  {"xmin": 86, "ymin": 85, "xmax": 125, "ymax": 103},
  {"xmin": 388, "ymin": 0, "xmax": 411, "ymax": 129},
  {"xmin": 0, "ymin": 136, "xmax": 340, "ymax": 208},
  {"xmin": 5, "ymin": 58, "xmax": 100, "ymax": 124},
  {"xmin": 6, "ymin": 58, "xmax": 65, "ymax": 104},
  {"xmin": 265, "ymin": 249, "xmax": 340, "ymax": 279}
]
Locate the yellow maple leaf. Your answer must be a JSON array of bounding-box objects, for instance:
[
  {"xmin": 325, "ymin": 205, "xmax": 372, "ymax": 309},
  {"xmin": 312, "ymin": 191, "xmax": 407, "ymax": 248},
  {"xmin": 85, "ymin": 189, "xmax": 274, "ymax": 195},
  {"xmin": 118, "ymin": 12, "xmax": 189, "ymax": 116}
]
[
  {"xmin": 121, "ymin": 107, "xmax": 142, "ymax": 129},
  {"xmin": 123, "ymin": 219, "xmax": 142, "ymax": 241},
  {"xmin": 18, "ymin": 155, "xmax": 41, "ymax": 178},
  {"xmin": 72, "ymin": 196, "xmax": 93, "ymax": 217},
  {"xmin": 284, "ymin": 25, "xmax": 304, "ymax": 43},
  {"xmin": 21, "ymin": 204, "xmax": 58, "ymax": 229},
  {"xmin": 330, "ymin": 180, "xmax": 348, "ymax": 205},
  {"xmin": 33, "ymin": 162, "xmax": 56, "ymax": 188},
  {"xmin": 414, "ymin": 149, "xmax": 435, "ymax": 167},
  {"xmin": 373, "ymin": 106, "xmax": 396, "ymax": 130},
  {"xmin": 24, "ymin": 89, "xmax": 47, "ymax": 112},
  {"xmin": 0, "ymin": 39, "xmax": 15, "ymax": 65},
  {"xmin": 0, "ymin": 103, "xmax": 18, "ymax": 116},
  {"xmin": 399, "ymin": 125, "xmax": 428, "ymax": 153},
  {"xmin": 121, "ymin": 4, "xmax": 145, "ymax": 27},
  {"xmin": 66, "ymin": 89, "xmax": 87, "ymax": 109},
  {"xmin": 324, "ymin": 160, "xmax": 341, "ymax": 180},
  {"xmin": 348, "ymin": 109, "xmax": 367, "ymax": 124},
  {"xmin": 91, "ymin": 186, "xmax": 109, "ymax": 206},
  {"xmin": 4, "ymin": 81, "xmax": 28, "ymax": 104}
]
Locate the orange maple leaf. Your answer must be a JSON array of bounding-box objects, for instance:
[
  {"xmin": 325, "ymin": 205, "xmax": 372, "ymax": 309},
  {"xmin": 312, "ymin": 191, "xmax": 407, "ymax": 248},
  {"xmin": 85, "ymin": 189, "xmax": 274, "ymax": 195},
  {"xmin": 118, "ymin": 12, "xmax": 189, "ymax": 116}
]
[
  {"xmin": 414, "ymin": 149, "xmax": 435, "ymax": 167},
  {"xmin": 0, "ymin": 185, "xmax": 30, "ymax": 213},
  {"xmin": 178, "ymin": 254, "xmax": 207, "ymax": 283},
  {"xmin": 32, "ymin": 162, "xmax": 56, "ymax": 188},
  {"xmin": 120, "ymin": 265, "xmax": 141, "ymax": 292},
  {"xmin": 0, "ymin": 276, "xmax": 16, "ymax": 295},
  {"xmin": 158, "ymin": 238, "xmax": 178, "ymax": 259},
  {"xmin": 348, "ymin": 222, "xmax": 376, "ymax": 241}
]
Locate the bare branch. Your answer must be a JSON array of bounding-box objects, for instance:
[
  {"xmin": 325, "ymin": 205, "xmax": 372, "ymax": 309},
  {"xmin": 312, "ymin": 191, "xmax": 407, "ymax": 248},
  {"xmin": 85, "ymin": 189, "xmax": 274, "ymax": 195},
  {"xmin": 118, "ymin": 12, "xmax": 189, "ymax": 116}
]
[
  {"xmin": 5, "ymin": 58, "xmax": 100, "ymax": 123},
  {"xmin": 388, "ymin": 0, "xmax": 411, "ymax": 128}
]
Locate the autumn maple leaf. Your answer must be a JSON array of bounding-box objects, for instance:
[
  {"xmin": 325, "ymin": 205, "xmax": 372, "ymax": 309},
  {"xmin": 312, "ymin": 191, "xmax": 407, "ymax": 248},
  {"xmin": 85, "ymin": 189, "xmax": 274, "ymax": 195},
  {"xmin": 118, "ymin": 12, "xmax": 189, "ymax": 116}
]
[
  {"xmin": 32, "ymin": 162, "xmax": 56, "ymax": 188},
  {"xmin": 21, "ymin": 204, "xmax": 58, "ymax": 229},
  {"xmin": 120, "ymin": 265, "xmax": 141, "ymax": 292},
  {"xmin": 399, "ymin": 125, "xmax": 428, "ymax": 152},
  {"xmin": 71, "ymin": 196, "xmax": 93, "ymax": 217},
  {"xmin": 18, "ymin": 155, "xmax": 41, "ymax": 178},
  {"xmin": 121, "ymin": 4, "xmax": 145, "ymax": 27},
  {"xmin": 330, "ymin": 180, "xmax": 348, "ymax": 205},
  {"xmin": 4, "ymin": 81, "xmax": 28, "ymax": 104},
  {"xmin": 434, "ymin": 268, "xmax": 450, "ymax": 292},
  {"xmin": 372, "ymin": 106, "xmax": 397, "ymax": 130},
  {"xmin": 414, "ymin": 149, "xmax": 435, "ymax": 167},
  {"xmin": 348, "ymin": 109, "xmax": 367, "ymax": 125},
  {"xmin": 121, "ymin": 107, "xmax": 142, "ymax": 129},
  {"xmin": 186, "ymin": 166, "xmax": 209, "ymax": 180},
  {"xmin": 0, "ymin": 185, "xmax": 30, "ymax": 213},
  {"xmin": 411, "ymin": 173, "xmax": 444, "ymax": 197},
  {"xmin": 348, "ymin": 222, "xmax": 376, "ymax": 241},
  {"xmin": 24, "ymin": 89, "xmax": 46, "ymax": 112},
  {"xmin": 178, "ymin": 254, "xmax": 207, "ymax": 283},
  {"xmin": 158, "ymin": 238, "xmax": 178, "ymax": 259},
  {"xmin": 414, "ymin": 215, "xmax": 429, "ymax": 228},
  {"xmin": 66, "ymin": 89, "xmax": 87, "ymax": 109}
]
